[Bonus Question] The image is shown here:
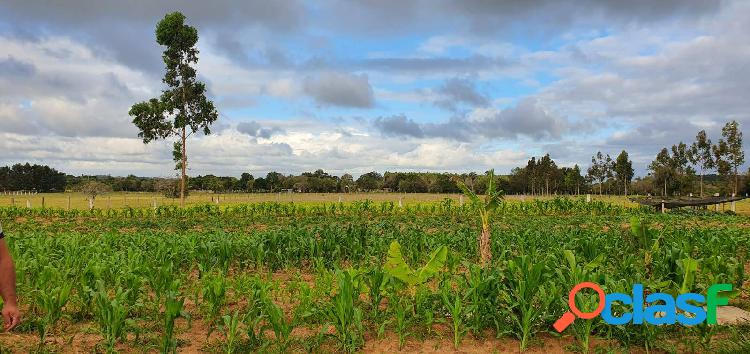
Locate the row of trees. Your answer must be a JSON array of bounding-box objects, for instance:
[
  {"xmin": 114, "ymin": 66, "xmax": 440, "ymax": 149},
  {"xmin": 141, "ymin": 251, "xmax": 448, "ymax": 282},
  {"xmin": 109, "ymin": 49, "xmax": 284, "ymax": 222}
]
[
  {"xmin": 0, "ymin": 163, "xmax": 66, "ymax": 192},
  {"xmin": 648, "ymin": 120, "xmax": 745, "ymax": 197},
  {"xmin": 3, "ymin": 161, "xmax": 748, "ymax": 197}
]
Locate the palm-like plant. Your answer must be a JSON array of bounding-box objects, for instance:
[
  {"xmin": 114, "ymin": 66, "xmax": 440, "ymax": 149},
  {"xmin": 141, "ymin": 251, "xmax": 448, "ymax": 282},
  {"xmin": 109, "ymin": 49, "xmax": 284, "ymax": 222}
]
[{"xmin": 455, "ymin": 169, "xmax": 504, "ymax": 266}]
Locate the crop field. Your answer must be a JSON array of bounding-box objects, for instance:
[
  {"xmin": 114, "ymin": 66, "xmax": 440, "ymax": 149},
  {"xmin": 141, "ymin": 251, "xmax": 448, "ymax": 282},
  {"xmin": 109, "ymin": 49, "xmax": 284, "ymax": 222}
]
[
  {"xmin": 0, "ymin": 198, "xmax": 748, "ymax": 353},
  {"xmin": 3, "ymin": 192, "xmax": 750, "ymax": 215}
]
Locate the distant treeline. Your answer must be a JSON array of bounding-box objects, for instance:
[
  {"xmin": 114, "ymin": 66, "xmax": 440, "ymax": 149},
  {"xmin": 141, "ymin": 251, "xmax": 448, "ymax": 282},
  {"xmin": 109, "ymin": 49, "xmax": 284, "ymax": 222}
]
[
  {"xmin": 0, "ymin": 163, "xmax": 66, "ymax": 192},
  {"xmin": 2, "ymin": 162, "xmax": 747, "ymax": 197}
]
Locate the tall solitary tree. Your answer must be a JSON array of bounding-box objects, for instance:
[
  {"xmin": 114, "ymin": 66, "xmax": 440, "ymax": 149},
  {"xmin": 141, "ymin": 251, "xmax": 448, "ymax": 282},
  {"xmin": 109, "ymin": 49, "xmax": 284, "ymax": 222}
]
[
  {"xmin": 689, "ymin": 130, "xmax": 714, "ymax": 197},
  {"xmin": 613, "ymin": 150, "xmax": 634, "ymax": 196},
  {"xmin": 129, "ymin": 12, "xmax": 218, "ymax": 206},
  {"xmin": 721, "ymin": 120, "xmax": 745, "ymax": 195}
]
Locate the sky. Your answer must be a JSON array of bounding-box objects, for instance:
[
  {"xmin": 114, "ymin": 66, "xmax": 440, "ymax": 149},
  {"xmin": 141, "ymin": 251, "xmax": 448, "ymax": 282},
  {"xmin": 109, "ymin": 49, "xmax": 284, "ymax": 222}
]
[{"xmin": 0, "ymin": 0, "xmax": 748, "ymax": 178}]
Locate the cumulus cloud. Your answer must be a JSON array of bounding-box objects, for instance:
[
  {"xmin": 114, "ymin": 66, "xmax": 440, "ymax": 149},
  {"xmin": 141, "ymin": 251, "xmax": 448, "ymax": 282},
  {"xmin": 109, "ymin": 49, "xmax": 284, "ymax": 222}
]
[
  {"xmin": 236, "ymin": 121, "xmax": 286, "ymax": 139},
  {"xmin": 373, "ymin": 98, "xmax": 575, "ymax": 141},
  {"xmin": 1, "ymin": 0, "xmax": 748, "ymax": 177},
  {"xmin": 373, "ymin": 115, "xmax": 424, "ymax": 138},
  {"xmin": 303, "ymin": 71, "xmax": 374, "ymax": 108},
  {"xmin": 0, "ymin": 36, "xmax": 147, "ymax": 138},
  {"xmin": 434, "ymin": 77, "xmax": 489, "ymax": 111},
  {"xmin": 470, "ymin": 98, "xmax": 573, "ymax": 140}
]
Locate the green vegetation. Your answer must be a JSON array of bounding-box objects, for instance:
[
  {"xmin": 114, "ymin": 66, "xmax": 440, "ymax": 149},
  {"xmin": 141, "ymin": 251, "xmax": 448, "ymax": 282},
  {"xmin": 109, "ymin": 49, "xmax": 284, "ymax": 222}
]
[{"xmin": 0, "ymin": 197, "xmax": 747, "ymax": 352}]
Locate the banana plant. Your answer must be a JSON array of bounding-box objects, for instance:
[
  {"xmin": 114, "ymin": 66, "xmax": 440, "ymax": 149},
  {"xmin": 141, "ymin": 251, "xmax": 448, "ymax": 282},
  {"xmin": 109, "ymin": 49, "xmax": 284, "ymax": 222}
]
[
  {"xmin": 455, "ymin": 169, "xmax": 504, "ymax": 266},
  {"xmin": 383, "ymin": 241, "xmax": 447, "ymax": 289}
]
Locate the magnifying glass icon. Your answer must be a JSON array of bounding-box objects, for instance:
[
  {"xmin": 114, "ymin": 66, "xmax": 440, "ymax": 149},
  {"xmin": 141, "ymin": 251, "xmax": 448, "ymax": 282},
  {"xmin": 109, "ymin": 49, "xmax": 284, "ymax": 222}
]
[{"xmin": 553, "ymin": 282, "xmax": 605, "ymax": 332}]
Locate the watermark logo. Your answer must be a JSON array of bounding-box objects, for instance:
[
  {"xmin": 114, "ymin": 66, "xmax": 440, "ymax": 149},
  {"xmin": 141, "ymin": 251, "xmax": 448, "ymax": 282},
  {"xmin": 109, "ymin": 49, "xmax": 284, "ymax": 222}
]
[{"xmin": 553, "ymin": 282, "xmax": 732, "ymax": 332}]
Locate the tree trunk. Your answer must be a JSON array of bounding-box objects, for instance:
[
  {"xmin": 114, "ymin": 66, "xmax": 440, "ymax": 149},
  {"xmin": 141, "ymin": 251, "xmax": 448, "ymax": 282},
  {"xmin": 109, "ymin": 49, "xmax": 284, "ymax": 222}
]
[
  {"xmin": 180, "ymin": 127, "xmax": 187, "ymax": 207},
  {"xmin": 734, "ymin": 165, "xmax": 738, "ymax": 195},
  {"xmin": 624, "ymin": 180, "xmax": 628, "ymax": 197},
  {"xmin": 479, "ymin": 224, "xmax": 492, "ymax": 267},
  {"xmin": 700, "ymin": 173, "xmax": 703, "ymax": 198}
]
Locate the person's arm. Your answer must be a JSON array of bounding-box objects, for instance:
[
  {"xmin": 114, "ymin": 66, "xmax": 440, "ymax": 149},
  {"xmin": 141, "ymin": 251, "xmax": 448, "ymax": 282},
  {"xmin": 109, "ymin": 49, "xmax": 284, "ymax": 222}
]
[{"xmin": 0, "ymin": 232, "xmax": 20, "ymax": 331}]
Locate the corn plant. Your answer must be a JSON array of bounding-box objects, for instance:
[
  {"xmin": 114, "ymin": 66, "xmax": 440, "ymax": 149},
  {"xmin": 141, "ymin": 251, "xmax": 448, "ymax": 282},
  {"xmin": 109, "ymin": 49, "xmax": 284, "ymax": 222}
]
[
  {"xmin": 241, "ymin": 277, "xmax": 272, "ymax": 348},
  {"xmin": 389, "ymin": 294, "xmax": 412, "ymax": 349},
  {"xmin": 34, "ymin": 267, "xmax": 72, "ymax": 346},
  {"xmin": 461, "ymin": 264, "xmax": 501, "ymax": 336},
  {"xmin": 441, "ymin": 279, "xmax": 467, "ymax": 349},
  {"xmin": 220, "ymin": 311, "xmax": 241, "ymax": 354},
  {"xmin": 556, "ymin": 250, "xmax": 605, "ymax": 354},
  {"xmin": 92, "ymin": 281, "xmax": 131, "ymax": 354},
  {"xmin": 501, "ymin": 255, "xmax": 558, "ymax": 351},
  {"xmin": 455, "ymin": 169, "xmax": 504, "ymax": 266},
  {"xmin": 161, "ymin": 285, "xmax": 188, "ymax": 354},
  {"xmin": 200, "ymin": 272, "xmax": 228, "ymax": 335},
  {"xmin": 326, "ymin": 270, "xmax": 364, "ymax": 353},
  {"xmin": 413, "ymin": 284, "xmax": 438, "ymax": 335},
  {"xmin": 263, "ymin": 299, "xmax": 296, "ymax": 352},
  {"xmin": 363, "ymin": 266, "xmax": 388, "ymax": 319}
]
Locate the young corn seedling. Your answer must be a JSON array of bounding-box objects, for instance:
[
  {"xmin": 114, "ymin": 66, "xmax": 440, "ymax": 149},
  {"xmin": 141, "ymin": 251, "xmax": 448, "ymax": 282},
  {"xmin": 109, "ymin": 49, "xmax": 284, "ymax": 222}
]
[
  {"xmin": 363, "ymin": 266, "xmax": 388, "ymax": 320},
  {"xmin": 441, "ymin": 279, "xmax": 467, "ymax": 349},
  {"xmin": 34, "ymin": 268, "xmax": 73, "ymax": 346},
  {"xmin": 161, "ymin": 285, "xmax": 188, "ymax": 354},
  {"xmin": 502, "ymin": 255, "xmax": 558, "ymax": 351},
  {"xmin": 242, "ymin": 277, "xmax": 272, "ymax": 348},
  {"xmin": 93, "ymin": 281, "xmax": 131, "ymax": 354},
  {"xmin": 557, "ymin": 250, "xmax": 605, "ymax": 354},
  {"xmin": 263, "ymin": 299, "xmax": 296, "ymax": 352},
  {"xmin": 388, "ymin": 293, "xmax": 412, "ymax": 349},
  {"xmin": 414, "ymin": 284, "xmax": 437, "ymax": 335},
  {"xmin": 201, "ymin": 272, "xmax": 228, "ymax": 335},
  {"xmin": 221, "ymin": 310, "xmax": 242, "ymax": 354},
  {"xmin": 326, "ymin": 270, "xmax": 364, "ymax": 353}
]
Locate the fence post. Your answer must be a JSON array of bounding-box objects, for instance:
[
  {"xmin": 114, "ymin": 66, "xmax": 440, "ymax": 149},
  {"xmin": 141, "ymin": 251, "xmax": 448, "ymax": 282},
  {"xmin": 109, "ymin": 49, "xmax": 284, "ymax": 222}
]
[
  {"xmin": 661, "ymin": 200, "xmax": 665, "ymax": 214},
  {"xmin": 67, "ymin": 195, "xmax": 71, "ymax": 211},
  {"xmin": 10, "ymin": 197, "xmax": 14, "ymax": 207},
  {"xmin": 42, "ymin": 197, "xmax": 45, "ymax": 208},
  {"xmin": 586, "ymin": 194, "xmax": 591, "ymax": 203},
  {"xmin": 26, "ymin": 199, "xmax": 31, "ymax": 208},
  {"xmin": 731, "ymin": 193, "xmax": 736, "ymax": 212}
]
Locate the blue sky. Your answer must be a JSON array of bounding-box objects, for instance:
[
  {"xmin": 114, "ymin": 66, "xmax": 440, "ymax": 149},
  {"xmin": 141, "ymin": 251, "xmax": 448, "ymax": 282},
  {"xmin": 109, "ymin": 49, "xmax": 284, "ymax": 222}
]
[{"xmin": 0, "ymin": 0, "xmax": 747, "ymax": 177}]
